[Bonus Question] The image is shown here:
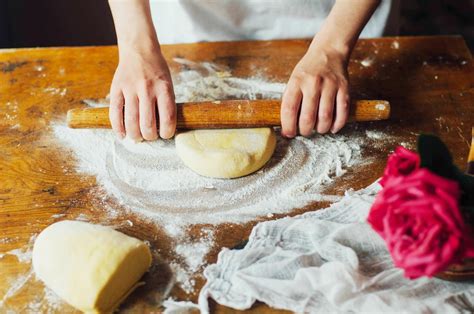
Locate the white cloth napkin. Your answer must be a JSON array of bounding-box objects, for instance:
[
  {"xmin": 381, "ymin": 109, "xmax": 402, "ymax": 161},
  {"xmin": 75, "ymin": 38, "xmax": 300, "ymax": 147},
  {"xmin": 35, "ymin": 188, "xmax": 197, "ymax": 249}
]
[{"xmin": 194, "ymin": 182, "xmax": 474, "ymax": 313}]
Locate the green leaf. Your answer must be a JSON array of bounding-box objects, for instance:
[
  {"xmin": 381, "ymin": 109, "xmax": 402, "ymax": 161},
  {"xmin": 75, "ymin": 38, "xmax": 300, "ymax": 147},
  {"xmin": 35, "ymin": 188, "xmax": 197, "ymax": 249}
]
[
  {"xmin": 416, "ymin": 134, "xmax": 474, "ymax": 210},
  {"xmin": 417, "ymin": 134, "xmax": 457, "ymax": 180},
  {"xmin": 417, "ymin": 134, "xmax": 474, "ymax": 208}
]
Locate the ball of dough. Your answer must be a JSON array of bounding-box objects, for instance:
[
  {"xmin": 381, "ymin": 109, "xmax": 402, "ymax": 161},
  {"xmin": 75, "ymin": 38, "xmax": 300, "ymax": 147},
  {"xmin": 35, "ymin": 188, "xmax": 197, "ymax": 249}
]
[
  {"xmin": 175, "ymin": 127, "xmax": 277, "ymax": 178},
  {"xmin": 32, "ymin": 220, "xmax": 152, "ymax": 313}
]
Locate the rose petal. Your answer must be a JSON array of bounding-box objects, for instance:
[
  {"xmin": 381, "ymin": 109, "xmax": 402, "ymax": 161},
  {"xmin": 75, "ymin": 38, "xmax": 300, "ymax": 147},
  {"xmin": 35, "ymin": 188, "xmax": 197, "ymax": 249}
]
[{"xmin": 368, "ymin": 166, "xmax": 466, "ymax": 278}]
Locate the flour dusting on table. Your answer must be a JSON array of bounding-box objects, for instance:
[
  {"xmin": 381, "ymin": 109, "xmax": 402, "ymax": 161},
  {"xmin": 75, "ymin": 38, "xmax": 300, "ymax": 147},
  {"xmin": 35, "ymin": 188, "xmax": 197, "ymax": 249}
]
[
  {"xmin": 53, "ymin": 60, "xmax": 365, "ymax": 229},
  {"xmin": 172, "ymin": 228, "xmax": 214, "ymax": 294},
  {"xmin": 50, "ymin": 60, "xmax": 372, "ymax": 296}
]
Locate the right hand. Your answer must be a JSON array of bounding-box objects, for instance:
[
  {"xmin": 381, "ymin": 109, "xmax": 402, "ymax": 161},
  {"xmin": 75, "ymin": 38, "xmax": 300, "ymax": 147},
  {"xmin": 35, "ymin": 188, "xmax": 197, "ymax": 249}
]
[{"xmin": 109, "ymin": 47, "xmax": 176, "ymax": 141}]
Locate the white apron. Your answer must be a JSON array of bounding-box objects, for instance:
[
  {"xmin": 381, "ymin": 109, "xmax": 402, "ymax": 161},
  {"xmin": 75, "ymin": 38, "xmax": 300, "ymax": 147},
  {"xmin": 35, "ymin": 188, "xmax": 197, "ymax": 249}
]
[{"xmin": 150, "ymin": 0, "xmax": 400, "ymax": 45}]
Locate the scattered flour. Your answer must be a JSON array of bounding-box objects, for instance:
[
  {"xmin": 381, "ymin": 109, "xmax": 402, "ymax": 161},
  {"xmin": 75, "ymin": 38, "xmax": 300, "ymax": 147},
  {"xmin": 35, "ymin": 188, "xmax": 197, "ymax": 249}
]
[
  {"xmin": 83, "ymin": 98, "xmax": 109, "ymax": 108},
  {"xmin": 1, "ymin": 59, "xmax": 396, "ymax": 310},
  {"xmin": 50, "ymin": 213, "xmax": 66, "ymax": 219},
  {"xmin": 43, "ymin": 87, "xmax": 67, "ymax": 97},
  {"xmin": 170, "ymin": 263, "xmax": 195, "ymax": 295},
  {"xmin": 172, "ymin": 229, "xmax": 214, "ymax": 294},
  {"xmin": 176, "ymin": 230, "xmax": 213, "ymax": 273},
  {"xmin": 1, "ymin": 234, "xmax": 36, "ymax": 264},
  {"xmin": 34, "ymin": 65, "xmax": 45, "ymax": 72},
  {"xmin": 74, "ymin": 213, "xmax": 90, "ymax": 222},
  {"xmin": 366, "ymin": 130, "xmax": 384, "ymax": 140},
  {"xmin": 4, "ymin": 248, "xmax": 32, "ymax": 263},
  {"xmin": 163, "ymin": 298, "xmax": 200, "ymax": 313},
  {"xmin": 391, "ymin": 41, "xmax": 400, "ymax": 49},
  {"xmin": 360, "ymin": 56, "xmax": 375, "ymax": 67},
  {"xmin": 25, "ymin": 286, "xmax": 64, "ymax": 313},
  {"xmin": 50, "ymin": 59, "xmax": 371, "ymax": 297},
  {"xmin": 53, "ymin": 59, "xmax": 365, "ymax": 231},
  {"xmin": 53, "ymin": 126, "xmax": 363, "ymax": 230},
  {"xmin": 43, "ymin": 287, "xmax": 63, "ymax": 311},
  {"xmin": 0, "ymin": 270, "xmax": 34, "ymax": 308}
]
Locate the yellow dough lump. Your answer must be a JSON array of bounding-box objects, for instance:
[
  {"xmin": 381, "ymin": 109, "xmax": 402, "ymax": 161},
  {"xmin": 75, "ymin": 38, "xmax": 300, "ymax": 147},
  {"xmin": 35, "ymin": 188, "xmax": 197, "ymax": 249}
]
[
  {"xmin": 175, "ymin": 127, "xmax": 277, "ymax": 179},
  {"xmin": 32, "ymin": 220, "xmax": 152, "ymax": 313}
]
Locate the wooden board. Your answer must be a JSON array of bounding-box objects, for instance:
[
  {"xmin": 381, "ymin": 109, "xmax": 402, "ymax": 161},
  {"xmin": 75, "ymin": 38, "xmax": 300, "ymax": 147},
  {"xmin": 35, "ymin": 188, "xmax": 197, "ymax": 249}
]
[{"xmin": 0, "ymin": 36, "xmax": 473, "ymax": 313}]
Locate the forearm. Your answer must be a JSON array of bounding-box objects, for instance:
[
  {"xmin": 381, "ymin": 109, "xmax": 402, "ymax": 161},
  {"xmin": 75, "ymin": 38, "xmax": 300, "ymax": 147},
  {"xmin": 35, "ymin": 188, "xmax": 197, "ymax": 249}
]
[
  {"xmin": 108, "ymin": 0, "xmax": 160, "ymax": 55},
  {"xmin": 309, "ymin": 0, "xmax": 380, "ymax": 58}
]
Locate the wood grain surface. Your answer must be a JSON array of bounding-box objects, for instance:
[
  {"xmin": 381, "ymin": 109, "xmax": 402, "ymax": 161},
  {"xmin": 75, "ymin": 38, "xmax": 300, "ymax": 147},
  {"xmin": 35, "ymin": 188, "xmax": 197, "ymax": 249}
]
[{"xmin": 0, "ymin": 36, "xmax": 473, "ymax": 313}]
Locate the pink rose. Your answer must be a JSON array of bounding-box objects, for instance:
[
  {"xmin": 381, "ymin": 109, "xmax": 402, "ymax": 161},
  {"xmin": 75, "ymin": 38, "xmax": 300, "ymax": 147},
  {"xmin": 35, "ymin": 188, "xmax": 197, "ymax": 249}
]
[
  {"xmin": 379, "ymin": 146, "xmax": 420, "ymax": 187},
  {"xmin": 368, "ymin": 169, "xmax": 474, "ymax": 279}
]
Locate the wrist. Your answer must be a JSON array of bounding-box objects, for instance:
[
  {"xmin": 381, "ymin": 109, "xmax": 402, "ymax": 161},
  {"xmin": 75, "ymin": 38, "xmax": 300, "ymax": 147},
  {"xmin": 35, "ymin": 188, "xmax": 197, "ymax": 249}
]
[
  {"xmin": 115, "ymin": 17, "xmax": 161, "ymax": 56},
  {"xmin": 118, "ymin": 35, "xmax": 161, "ymax": 58},
  {"xmin": 309, "ymin": 32, "xmax": 356, "ymax": 59},
  {"xmin": 109, "ymin": 0, "xmax": 161, "ymax": 57},
  {"xmin": 308, "ymin": 0, "xmax": 380, "ymax": 60},
  {"xmin": 307, "ymin": 35, "xmax": 352, "ymax": 62}
]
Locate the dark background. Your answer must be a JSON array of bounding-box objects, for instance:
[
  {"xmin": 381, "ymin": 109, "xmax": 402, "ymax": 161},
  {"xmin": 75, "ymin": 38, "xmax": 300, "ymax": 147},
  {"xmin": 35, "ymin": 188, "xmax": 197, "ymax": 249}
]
[{"xmin": 0, "ymin": 0, "xmax": 473, "ymax": 50}]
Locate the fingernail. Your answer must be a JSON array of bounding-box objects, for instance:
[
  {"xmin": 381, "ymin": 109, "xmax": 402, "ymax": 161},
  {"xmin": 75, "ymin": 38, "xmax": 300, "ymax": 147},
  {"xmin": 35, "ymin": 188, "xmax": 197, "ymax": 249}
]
[{"xmin": 160, "ymin": 129, "xmax": 174, "ymax": 140}]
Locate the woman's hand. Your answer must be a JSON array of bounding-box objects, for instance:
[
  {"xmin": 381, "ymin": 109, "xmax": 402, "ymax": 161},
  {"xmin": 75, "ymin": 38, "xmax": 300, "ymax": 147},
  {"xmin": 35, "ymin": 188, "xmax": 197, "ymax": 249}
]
[
  {"xmin": 109, "ymin": 46, "xmax": 176, "ymax": 141},
  {"xmin": 280, "ymin": 0, "xmax": 381, "ymax": 138},
  {"xmin": 281, "ymin": 46, "xmax": 350, "ymax": 137},
  {"xmin": 108, "ymin": 0, "xmax": 175, "ymax": 141}
]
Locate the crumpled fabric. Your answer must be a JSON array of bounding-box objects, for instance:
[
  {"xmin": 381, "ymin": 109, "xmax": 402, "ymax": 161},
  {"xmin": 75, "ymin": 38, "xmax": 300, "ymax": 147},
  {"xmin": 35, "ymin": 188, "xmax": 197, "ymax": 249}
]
[{"xmin": 196, "ymin": 182, "xmax": 474, "ymax": 313}]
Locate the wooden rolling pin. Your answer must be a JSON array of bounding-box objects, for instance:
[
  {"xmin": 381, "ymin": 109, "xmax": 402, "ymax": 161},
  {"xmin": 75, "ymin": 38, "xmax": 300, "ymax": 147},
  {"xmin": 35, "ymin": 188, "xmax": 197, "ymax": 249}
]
[{"xmin": 67, "ymin": 99, "xmax": 390, "ymax": 129}]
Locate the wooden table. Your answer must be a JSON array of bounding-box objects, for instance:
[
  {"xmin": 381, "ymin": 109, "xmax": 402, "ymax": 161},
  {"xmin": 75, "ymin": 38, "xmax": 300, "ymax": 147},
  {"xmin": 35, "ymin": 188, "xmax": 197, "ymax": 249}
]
[{"xmin": 0, "ymin": 36, "xmax": 473, "ymax": 313}]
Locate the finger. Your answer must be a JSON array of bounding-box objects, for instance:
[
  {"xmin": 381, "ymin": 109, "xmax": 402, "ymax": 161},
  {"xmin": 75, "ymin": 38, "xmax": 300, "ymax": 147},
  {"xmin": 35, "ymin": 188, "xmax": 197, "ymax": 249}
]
[
  {"xmin": 315, "ymin": 82, "xmax": 337, "ymax": 134},
  {"xmin": 280, "ymin": 82, "xmax": 302, "ymax": 138},
  {"xmin": 124, "ymin": 93, "xmax": 142, "ymax": 141},
  {"xmin": 138, "ymin": 93, "xmax": 158, "ymax": 141},
  {"xmin": 156, "ymin": 86, "xmax": 176, "ymax": 139},
  {"xmin": 298, "ymin": 82, "xmax": 321, "ymax": 137},
  {"xmin": 331, "ymin": 82, "xmax": 350, "ymax": 133},
  {"xmin": 109, "ymin": 88, "xmax": 125, "ymax": 138}
]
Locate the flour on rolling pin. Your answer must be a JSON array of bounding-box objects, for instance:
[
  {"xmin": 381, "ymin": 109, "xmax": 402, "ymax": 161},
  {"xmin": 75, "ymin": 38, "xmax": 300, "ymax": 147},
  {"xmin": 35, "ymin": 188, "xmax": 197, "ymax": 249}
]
[{"xmin": 375, "ymin": 103, "xmax": 387, "ymax": 111}]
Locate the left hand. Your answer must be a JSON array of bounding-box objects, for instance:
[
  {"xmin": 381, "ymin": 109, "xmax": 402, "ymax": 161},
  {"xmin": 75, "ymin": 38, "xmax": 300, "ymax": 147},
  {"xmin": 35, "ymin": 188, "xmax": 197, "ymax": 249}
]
[{"xmin": 281, "ymin": 45, "xmax": 350, "ymax": 138}]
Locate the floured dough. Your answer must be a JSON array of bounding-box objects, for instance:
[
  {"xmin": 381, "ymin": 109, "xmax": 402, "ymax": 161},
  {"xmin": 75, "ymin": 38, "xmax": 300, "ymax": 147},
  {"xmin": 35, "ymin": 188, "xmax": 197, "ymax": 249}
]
[
  {"xmin": 32, "ymin": 220, "xmax": 152, "ymax": 313},
  {"xmin": 175, "ymin": 127, "xmax": 277, "ymax": 178}
]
